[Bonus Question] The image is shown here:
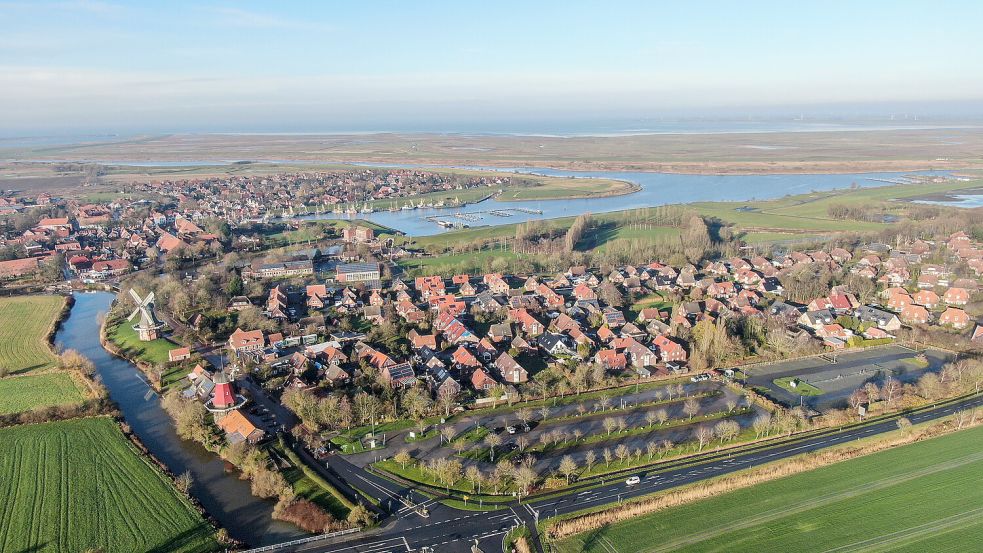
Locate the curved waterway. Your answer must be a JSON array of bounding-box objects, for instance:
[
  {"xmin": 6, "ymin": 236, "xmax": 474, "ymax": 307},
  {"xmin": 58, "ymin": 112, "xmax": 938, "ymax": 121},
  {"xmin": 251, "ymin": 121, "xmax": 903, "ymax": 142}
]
[
  {"xmin": 299, "ymin": 167, "xmax": 948, "ymax": 236},
  {"xmin": 54, "ymin": 291, "xmax": 303, "ymax": 546}
]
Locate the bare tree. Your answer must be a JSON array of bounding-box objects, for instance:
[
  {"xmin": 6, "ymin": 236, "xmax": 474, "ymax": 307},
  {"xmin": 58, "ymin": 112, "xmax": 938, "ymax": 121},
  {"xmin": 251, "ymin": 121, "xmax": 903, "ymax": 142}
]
[
  {"xmin": 646, "ymin": 441, "xmax": 659, "ymax": 460},
  {"xmin": 175, "ymin": 470, "xmax": 193, "ymax": 494},
  {"xmin": 394, "ymin": 449, "xmax": 412, "ymax": 470},
  {"xmin": 714, "ymin": 420, "xmax": 740, "ymax": 443},
  {"xmin": 694, "ymin": 426, "xmax": 713, "ymax": 452},
  {"xmin": 585, "ymin": 450, "xmax": 597, "ymax": 472},
  {"xmin": 645, "ymin": 411, "xmax": 658, "ymax": 428},
  {"xmin": 441, "ymin": 426, "xmax": 456, "ymax": 445},
  {"xmin": 896, "ymin": 416, "xmax": 912, "ymax": 436},
  {"xmin": 514, "ymin": 466, "xmax": 538, "ymax": 500},
  {"xmin": 603, "ymin": 447, "xmax": 613, "ymax": 467},
  {"xmin": 465, "ymin": 465, "xmax": 483, "ymax": 493},
  {"xmin": 883, "ymin": 378, "xmax": 902, "ymax": 404},
  {"xmin": 615, "ymin": 444, "xmax": 630, "ymax": 465},
  {"xmin": 864, "ymin": 382, "xmax": 881, "ymax": 404},
  {"xmin": 725, "ymin": 399, "xmax": 737, "ymax": 413},
  {"xmin": 752, "ymin": 414, "xmax": 772, "ymax": 438},
  {"xmin": 558, "ymin": 455, "xmax": 578, "ymax": 484},
  {"xmin": 603, "ymin": 417, "xmax": 618, "ymax": 436},
  {"xmin": 484, "ymin": 433, "xmax": 502, "ymax": 462},
  {"xmin": 516, "ymin": 407, "xmax": 533, "ymax": 426},
  {"xmin": 660, "ymin": 439, "xmax": 674, "ymax": 459},
  {"xmin": 683, "ymin": 398, "xmax": 700, "ymax": 420},
  {"xmin": 517, "ymin": 435, "xmax": 529, "ymax": 452},
  {"xmin": 655, "ymin": 408, "xmax": 669, "ymax": 426}
]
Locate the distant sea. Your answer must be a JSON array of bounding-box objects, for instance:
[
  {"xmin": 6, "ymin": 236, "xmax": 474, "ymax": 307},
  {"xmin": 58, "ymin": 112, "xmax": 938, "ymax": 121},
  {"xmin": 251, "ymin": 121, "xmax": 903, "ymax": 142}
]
[{"xmin": 2, "ymin": 118, "xmax": 982, "ymax": 148}]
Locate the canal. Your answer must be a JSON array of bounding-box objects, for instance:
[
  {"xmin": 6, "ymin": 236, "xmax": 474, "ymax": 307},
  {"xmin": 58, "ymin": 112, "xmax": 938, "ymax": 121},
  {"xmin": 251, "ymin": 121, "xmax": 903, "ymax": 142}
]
[{"xmin": 54, "ymin": 291, "xmax": 304, "ymax": 546}]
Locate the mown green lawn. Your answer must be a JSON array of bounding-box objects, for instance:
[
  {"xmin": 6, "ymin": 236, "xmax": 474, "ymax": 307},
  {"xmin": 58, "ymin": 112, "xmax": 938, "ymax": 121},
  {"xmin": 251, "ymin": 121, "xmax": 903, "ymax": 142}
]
[
  {"xmin": 556, "ymin": 422, "xmax": 983, "ymax": 553},
  {"xmin": 0, "ymin": 373, "xmax": 84, "ymax": 415},
  {"xmin": 0, "ymin": 295, "xmax": 64, "ymax": 375},
  {"xmin": 773, "ymin": 377, "xmax": 825, "ymax": 396},
  {"xmin": 106, "ymin": 318, "xmax": 173, "ymax": 365},
  {"xmin": 0, "ymin": 417, "xmax": 217, "ymax": 553}
]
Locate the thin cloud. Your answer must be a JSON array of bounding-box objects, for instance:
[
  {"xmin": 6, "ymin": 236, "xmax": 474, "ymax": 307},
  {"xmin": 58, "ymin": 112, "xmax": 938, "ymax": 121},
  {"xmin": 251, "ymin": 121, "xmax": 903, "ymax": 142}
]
[{"xmin": 204, "ymin": 6, "xmax": 331, "ymax": 32}]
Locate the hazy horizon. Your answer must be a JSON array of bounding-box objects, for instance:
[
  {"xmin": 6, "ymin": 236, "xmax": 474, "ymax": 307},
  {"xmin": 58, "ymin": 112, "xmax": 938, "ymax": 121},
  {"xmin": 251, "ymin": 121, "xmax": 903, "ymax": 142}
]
[{"xmin": 2, "ymin": 1, "xmax": 982, "ymax": 135}]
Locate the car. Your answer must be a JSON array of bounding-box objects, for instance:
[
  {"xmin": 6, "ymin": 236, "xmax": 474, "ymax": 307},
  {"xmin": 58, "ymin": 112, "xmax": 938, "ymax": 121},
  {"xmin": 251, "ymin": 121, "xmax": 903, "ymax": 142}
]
[
  {"xmin": 625, "ymin": 476, "xmax": 640, "ymax": 486},
  {"xmin": 506, "ymin": 425, "xmax": 517, "ymax": 434},
  {"xmin": 690, "ymin": 373, "xmax": 711, "ymax": 382}
]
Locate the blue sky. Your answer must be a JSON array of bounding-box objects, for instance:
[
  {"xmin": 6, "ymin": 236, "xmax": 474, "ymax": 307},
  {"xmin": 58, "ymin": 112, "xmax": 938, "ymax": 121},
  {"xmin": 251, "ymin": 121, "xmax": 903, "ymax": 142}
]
[{"xmin": 1, "ymin": 0, "xmax": 981, "ymax": 134}]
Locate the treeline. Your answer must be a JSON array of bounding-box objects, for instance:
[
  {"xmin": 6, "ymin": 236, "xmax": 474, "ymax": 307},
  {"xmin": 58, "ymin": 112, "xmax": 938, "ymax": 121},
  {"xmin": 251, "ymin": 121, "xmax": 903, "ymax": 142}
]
[
  {"xmin": 565, "ymin": 213, "xmax": 592, "ymax": 252},
  {"xmin": 826, "ymin": 203, "xmax": 885, "ymax": 222}
]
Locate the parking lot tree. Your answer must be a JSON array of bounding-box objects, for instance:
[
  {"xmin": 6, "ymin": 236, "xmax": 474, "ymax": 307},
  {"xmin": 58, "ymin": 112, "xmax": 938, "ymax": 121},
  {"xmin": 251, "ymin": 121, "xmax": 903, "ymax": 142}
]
[
  {"xmin": 615, "ymin": 444, "xmax": 630, "ymax": 465},
  {"xmin": 646, "ymin": 441, "xmax": 658, "ymax": 461},
  {"xmin": 603, "ymin": 417, "xmax": 618, "ymax": 436},
  {"xmin": 585, "ymin": 450, "xmax": 597, "ymax": 472},
  {"xmin": 539, "ymin": 405, "xmax": 551, "ymax": 422},
  {"xmin": 683, "ymin": 398, "xmax": 700, "ymax": 420},
  {"xmin": 394, "ymin": 450, "xmax": 412, "ymax": 470},
  {"xmin": 726, "ymin": 398, "xmax": 737, "ymax": 413},
  {"xmin": 492, "ymin": 460, "xmax": 514, "ymax": 494},
  {"xmin": 695, "ymin": 426, "xmax": 713, "ymax": 452},
  {"xmin": 655, "ymin": 408, "xmax": 669, "ymax": 426},
  {"xmin": 517, "ymin": 435, "xmax": 529, "ymax": 452},
  {"xmin": 515, "ymin": 466, "xmax": 538, "ymax": 500},
  {"xmin": 603, "ymin": 447, "xmax": 613, "ymax": 468},
  {"xmin": 516, "ymin": 407, "xmax": 533, "ymax": 426},
  {"xmin": 484, "ymin": 433, "xmax": 502, "ymax": 462},
  {"xmin": 644, "ymin": 411, "xmax": 658, "ymax": 428},
  {"xmin": 559, "ymin": 455, "xmax": 578, "ymax": 484},
  {"xmin": 452, "ymin": 438, "xmax": 468, "ymax": 455},
  {"xmin": 465, "ymin": 465, "xmax": 483, "ymax": 494},
  {"xmin": 572, "ymin": 429, "xmax": 583, "ymax": 442},
  {"xmin": 440, "ymin": 426, "xmax": 456, "ymax": 445}
]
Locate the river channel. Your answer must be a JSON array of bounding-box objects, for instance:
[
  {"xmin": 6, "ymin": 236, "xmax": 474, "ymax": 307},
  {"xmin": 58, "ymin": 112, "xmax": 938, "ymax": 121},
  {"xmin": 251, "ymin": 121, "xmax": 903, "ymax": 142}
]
[{"xmin": 54, "ymin": 291, "xmax": 304, "ymax": 546}]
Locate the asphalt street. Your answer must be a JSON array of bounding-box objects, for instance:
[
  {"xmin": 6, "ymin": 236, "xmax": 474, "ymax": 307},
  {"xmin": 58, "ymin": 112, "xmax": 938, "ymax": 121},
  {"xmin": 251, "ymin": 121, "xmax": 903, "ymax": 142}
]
[{"xmin": 274, "ymin": 392, "xmax": 983, "ymax": 553}]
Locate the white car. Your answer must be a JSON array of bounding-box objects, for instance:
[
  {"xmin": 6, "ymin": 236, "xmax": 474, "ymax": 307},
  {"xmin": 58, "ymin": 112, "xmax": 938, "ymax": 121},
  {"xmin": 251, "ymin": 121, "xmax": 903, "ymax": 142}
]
[{"xmin": 625, "ymin": 476, "xmax": 640, "ymax": 486}]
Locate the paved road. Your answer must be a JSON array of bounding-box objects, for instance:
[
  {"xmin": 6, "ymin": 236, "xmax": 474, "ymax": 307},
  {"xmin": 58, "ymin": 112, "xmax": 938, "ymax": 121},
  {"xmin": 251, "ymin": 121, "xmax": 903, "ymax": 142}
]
[{"xmin": 277, "ymin": 392, "xmax": 983, "ymax": 553}]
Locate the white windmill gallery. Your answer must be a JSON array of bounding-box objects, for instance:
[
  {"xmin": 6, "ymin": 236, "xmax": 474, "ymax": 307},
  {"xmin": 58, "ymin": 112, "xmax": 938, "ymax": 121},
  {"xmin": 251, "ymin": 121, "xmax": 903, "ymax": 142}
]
[{"xmin": 127, "ymin": 289, "xmax": 165, "ymax": 341}]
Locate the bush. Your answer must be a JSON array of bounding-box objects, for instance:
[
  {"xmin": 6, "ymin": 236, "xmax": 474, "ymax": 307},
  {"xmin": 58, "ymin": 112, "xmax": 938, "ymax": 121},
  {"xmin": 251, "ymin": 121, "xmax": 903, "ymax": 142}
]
[{"xmin": 273, "ymin": 497, "xmax": 345, "ymax": 533}]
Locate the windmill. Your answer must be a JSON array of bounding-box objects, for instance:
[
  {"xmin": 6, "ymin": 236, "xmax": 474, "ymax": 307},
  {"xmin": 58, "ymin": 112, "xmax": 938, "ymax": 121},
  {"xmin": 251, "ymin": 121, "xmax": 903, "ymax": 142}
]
[{"xmin": 127, "ymin": 289, "xmax": 165, "ymax": 341}]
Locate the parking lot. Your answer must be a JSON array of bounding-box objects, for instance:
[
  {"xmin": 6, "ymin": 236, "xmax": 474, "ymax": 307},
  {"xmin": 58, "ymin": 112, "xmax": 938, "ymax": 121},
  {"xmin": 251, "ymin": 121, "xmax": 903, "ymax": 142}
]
[{"xmin": 745, "ymin": 345, "xmax": 955, "ymax": 411}]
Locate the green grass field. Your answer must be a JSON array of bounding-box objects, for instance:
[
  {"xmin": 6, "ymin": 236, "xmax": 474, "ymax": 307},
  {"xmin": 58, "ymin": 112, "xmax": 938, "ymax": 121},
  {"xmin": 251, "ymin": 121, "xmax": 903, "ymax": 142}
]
[
  {"xmin": 773, "ymin": 377, "xmax": 825, "ymax": 396},
  {"xmin": 0, "ymin": 417, "xmax": 217, "ymax": 553},
  {"xmin": 106, "ymin": 318, "xmax": 173, "ymax": 365},
  {"xmin": 555, "ymin": 422, "xmax": 983, "ymax": 553},
  {"xmin": 0, "ymin": 373, "xmax": 84, "ymax": 415},
  {"xmin": 0, "ymin": 295, "xmax": 64, "ymax": 375}
]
